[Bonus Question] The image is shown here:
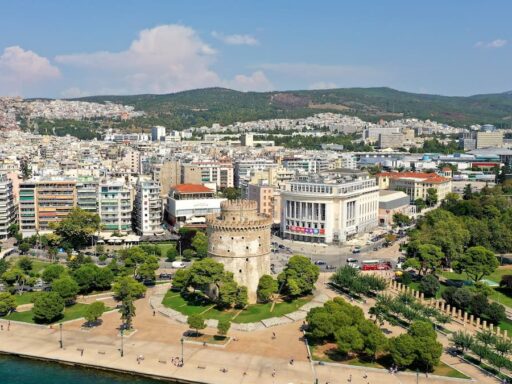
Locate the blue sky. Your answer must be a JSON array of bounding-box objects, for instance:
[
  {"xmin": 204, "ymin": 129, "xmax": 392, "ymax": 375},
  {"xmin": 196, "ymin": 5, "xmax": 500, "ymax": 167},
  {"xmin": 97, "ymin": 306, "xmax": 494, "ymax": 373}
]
[{"xmin": 0, "ymin": 0, "xmax": 511, "ymax": 97}]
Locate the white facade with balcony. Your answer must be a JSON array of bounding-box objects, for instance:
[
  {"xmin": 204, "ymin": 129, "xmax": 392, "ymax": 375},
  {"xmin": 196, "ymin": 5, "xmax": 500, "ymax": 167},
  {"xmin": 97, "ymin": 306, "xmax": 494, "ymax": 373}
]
[
  {"xmin": 134, "ymin": 181, "xmax": 163, "ymax": 236},
  {"xmin": 0, "ymin": 174, "xmax": 16, "ymax": 240}
]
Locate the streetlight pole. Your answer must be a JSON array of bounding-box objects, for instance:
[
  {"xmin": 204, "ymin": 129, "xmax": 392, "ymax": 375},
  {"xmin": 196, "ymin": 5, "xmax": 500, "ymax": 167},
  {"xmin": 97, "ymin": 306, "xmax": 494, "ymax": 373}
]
[
  {"xmin": 180, "ymin": 337, "xmax": 184, "ymax": 365},
  {"xmin": 59, "ymin": 323, "xmax": 63, "ymax": 349},
  {"xmin": 120, "ymin": 329, "xmax": 124, "ymax": 357},
  {"xmin": 416, "ymin": 368, "xmax": 419, "ymax": 384}
]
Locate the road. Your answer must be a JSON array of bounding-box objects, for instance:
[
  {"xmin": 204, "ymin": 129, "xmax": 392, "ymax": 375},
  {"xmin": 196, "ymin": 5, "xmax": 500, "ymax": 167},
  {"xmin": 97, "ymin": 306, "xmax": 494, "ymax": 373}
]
[{"xmin": 270, "ymin": 235, "xmax": 406, "ymax": 272}]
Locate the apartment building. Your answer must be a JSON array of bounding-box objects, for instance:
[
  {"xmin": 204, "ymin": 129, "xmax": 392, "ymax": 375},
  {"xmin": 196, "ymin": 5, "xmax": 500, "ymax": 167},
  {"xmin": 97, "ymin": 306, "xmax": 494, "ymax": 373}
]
[
  {"xmin": 98, "ymin": 181, "xmax": 132, "ymax": 232},
  {"xmin": 181, "ymin": 161, "xmax": 234, "ymax": 189},
  {"xmin": 280, "ymin": 175, "xmax": 379, "ymax": 244},
  {"xmin": 18, "ymin": 178, "xmax": 77, "ymax": 237},
  {"xmin": 133, "ymin": 180, "xmax": 163, "ymax": 236},
  {"xmin": 166, "ymin": 184, "xmax": 226, "ymax": 229},
  {"xmin": 0, "ymin": 173, "xmax": 16, "ymax": 240},
  {"xmin": 376, "ymin": 172, "xmax": 452, "ymax": 203},
  {"xmin": 77, "ymin": 177, "xmax": 98, "ymax": 213},
  {"xmin": 152, "ymin": 160, "xmax": 181, "ymax": 198},
  {"xmin": 234, "ymin": 159, "xmax": 275, "ymax": 187},
  {"xmin": 151, "ymin": 126, "xmax": 166, "ymax": 142},
  {"xmin": 247, "ymin": 180, "xmax": 281, "ymax": 224}
]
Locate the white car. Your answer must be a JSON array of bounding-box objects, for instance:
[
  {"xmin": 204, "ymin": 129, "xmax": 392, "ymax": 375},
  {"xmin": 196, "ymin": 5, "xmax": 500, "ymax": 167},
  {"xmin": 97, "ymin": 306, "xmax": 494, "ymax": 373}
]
[{"xmin": 171, "ymin": 261, "xmax": 186, "ymax": 269}]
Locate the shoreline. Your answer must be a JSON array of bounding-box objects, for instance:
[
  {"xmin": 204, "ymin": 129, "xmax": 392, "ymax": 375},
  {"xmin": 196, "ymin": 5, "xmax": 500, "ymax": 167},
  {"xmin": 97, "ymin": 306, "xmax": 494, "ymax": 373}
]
[{"xmin": 0, "ymin": 351, "xmax": 204, "ymax": 384}]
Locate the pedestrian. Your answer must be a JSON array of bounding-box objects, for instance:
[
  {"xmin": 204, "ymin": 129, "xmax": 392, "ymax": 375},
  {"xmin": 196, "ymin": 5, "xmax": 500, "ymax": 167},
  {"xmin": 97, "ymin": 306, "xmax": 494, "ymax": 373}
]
[
  {"xmin": 153, "ymin": 310, "xmax": 156, "ymax": 316},
  {"xmin": 7, "ymin": 321, "xmax": 10, "ymax": 331},
  {"xmin": 272, "ymin": 369, "xmax": 276, "ymax": 377},
  {"xmin": 272, "ymin": 331, "xmax": 276, "ymax": 339},
  {"xmin": 81, "ymin": 349, "xmax": 84, "ymax": 356},
  {"xmin": 1, "ymin": 325, "xmax": 3, "ymax": 331},
  {"xmin": 363, "ymin": 372, "xmax": 368, "ymax": 379}
]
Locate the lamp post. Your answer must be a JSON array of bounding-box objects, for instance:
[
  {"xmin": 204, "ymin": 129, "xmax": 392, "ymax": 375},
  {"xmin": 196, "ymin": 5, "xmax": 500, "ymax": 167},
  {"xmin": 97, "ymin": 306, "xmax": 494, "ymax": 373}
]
[
  {"xmin": 59, "ymin": 323, "xmax": 63, "ymax": 349},
  {"xmin": 416, "ymin": 368, "xmax": 419, "ymax": 384},
  {"xmin": 120, "ymin": 329, "xmax": 124, "ymax": 357},
  {"xmin": 180, "ymin": 337, "xmax": 184, "ymax": 365}
]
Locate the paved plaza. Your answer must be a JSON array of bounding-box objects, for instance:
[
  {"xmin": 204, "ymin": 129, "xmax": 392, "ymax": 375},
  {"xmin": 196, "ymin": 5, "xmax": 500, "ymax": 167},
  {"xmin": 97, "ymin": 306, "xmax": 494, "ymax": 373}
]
[{"xmin": 0, "ymin": 276, "xmax": 501, "ymax": 384}]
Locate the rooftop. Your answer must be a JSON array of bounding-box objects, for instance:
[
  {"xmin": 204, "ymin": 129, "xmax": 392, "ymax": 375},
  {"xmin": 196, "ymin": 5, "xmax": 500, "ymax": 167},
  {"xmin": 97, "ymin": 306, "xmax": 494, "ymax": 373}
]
[
  {"xmin": 377, "ymin": 171, "xmax": 449, "ymax": 183},
  {"xmin": 173, "ymin": 184, "xmax": 213, "ymax": 193}
]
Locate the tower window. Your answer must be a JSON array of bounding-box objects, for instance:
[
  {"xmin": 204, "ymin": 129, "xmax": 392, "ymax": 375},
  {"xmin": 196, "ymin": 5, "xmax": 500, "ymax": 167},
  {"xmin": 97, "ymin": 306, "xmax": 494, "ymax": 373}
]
[{"xmin": 239, "ymin": 269, "xmax": 242, "ymax": 273}]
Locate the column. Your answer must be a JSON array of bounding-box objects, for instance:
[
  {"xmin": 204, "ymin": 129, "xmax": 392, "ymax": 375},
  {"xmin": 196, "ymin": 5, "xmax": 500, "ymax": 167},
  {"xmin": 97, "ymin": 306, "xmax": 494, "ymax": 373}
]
[
  {"xmin": 482, "ymin": 320, "xmax": 487, "ymax": 329},
  {"xmin": 476, "ymin": 317, "xmax": 480, "ymax": 328},
  {"xmin": 470, "ymin": 314, "xmax": 474, "ymax": 325}
]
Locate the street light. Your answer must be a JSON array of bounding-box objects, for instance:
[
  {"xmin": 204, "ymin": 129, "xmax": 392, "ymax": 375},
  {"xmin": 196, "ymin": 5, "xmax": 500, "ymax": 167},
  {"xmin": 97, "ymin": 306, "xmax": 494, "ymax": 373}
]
[
  {"xmin": 416, "ymin": 368, "xmax": 419, "ymax": 384},
  {"xmin": 180, "ymin": 337, "xmax": 184, "ymax": 366},
  {"xmin": 120, "ymin": 329, "xmax": 124, "ymax": 357},
  {"xmin": 59, "ymin": 323, "xmax": 63, "ymax": 349}
]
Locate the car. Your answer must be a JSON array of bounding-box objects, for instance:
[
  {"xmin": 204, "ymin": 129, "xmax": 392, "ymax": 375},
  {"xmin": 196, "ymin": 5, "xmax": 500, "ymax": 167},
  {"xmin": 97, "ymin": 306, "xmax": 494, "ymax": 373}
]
[
  {"xmin": 314, "ymin": 260, "xmax": 326, "ymax": 265},
  {"xmin": 158, "ymin": 273, "xmax": 172, "ymax": 280},
  {"xmin": 352, "ymin": 248, "xmax": 361, "ymax": 254},
  {"xmin": 325, "ymin": 265, "xmax": 336, "ymax": 270},
  {"xmin": 278, "ymin": 244, "xmax": 285, "ymax": 249}
]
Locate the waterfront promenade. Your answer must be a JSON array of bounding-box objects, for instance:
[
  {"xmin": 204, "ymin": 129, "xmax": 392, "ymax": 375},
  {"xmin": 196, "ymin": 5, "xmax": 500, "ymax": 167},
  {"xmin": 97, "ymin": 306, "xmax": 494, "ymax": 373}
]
[{"xmin": 0, "ymin": 281, "xmax": 496, "ymax": 384}]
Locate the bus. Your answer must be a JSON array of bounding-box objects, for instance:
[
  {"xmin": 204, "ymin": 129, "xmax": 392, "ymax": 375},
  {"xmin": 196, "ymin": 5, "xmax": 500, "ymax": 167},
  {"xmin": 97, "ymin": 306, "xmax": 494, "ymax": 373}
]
[{"xmin": 361, "ymin": 259, "xmax": 392, "ymax": 271}]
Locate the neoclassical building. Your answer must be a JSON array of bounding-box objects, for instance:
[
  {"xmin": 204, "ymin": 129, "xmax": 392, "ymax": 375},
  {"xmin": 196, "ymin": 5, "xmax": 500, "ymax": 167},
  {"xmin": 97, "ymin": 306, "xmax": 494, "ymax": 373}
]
[
  {"xmin": 280, "ymin": 174, "xmax": 380, "ymax": 244},
  {"xmin": 206, "ymin": 200, "xmax": 272, "ymax": 303}
]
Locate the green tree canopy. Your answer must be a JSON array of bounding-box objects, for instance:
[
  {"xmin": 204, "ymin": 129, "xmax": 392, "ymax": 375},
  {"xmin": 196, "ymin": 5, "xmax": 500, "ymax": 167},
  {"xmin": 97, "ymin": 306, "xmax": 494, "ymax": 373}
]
[
  {"xmin": 187, "ymin": 314, "xmax": 206, "ymax": 336},
  {"xmin": 52, "ymin": 208, "xmax": 101, "ymax": 249},
  {"xmin": 113, "ymin": 275, "xmax": 146, "ymax": 301},
  {"xmin": 257, "ymin": 274, "xmax": 278, "ymax": 303},
  {"xmin": 33, "ymin": 292, "xmax": 64, "ymax": 323},
  {"xmin": 42, "ymin": 264, "xmax": 66, "ymax": 283},
  {"xmin": 0, "ymin": 292, "xmax": 16, "ymax": 314},
  {"xmin": 84, "ymin": 301, "xmax": 106, "ymax": 325},
  {"xmin": 453, "ymin": 246, "xmax": 499, "ymax": 283},
  {"xmin": 278, "ymin": 255, "xmax": 319, "ymax": 297},
  {"xmin": 191, "ymin": 231, "xmax": 208, "ymax": 259},
  {"xmin": 51, "ymin": 276, "xmax": 79, "ymax": 305}
]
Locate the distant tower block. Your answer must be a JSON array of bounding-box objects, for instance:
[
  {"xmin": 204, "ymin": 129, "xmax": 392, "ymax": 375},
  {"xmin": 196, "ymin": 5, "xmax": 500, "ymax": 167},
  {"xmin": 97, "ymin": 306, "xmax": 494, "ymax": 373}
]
[{"xmin": 206, "ymin": 200, "xmax": 272, "ymax": 303}]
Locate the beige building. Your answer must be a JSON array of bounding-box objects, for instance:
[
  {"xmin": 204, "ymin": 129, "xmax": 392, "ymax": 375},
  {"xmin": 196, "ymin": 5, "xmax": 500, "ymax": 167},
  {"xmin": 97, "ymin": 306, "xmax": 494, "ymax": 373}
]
[
  {"xmin": 181, "ymin": 161, "xmax": 234, "ymax": 189},
  {"xmin": 376, "ymin": 172, "xmax": 452, "ymax": 203},
  {"xmin": 378, "ymin": 190, "xmax": 415, "ymax": 226},
  {"xmin": 207, "ymin": 200, "xmax": 272, "ymax": 303},
  {"xmin": 152, "ymin": 160, "xmax": 181, "ymax": 198},
  {"xmin": 476, "ymin": 131, "xmax": 503, "ymax": 149},
  {"xmin": 247, "ymin": 181, "xmax": 281, "ymax": 224},
  {"xmin": 18, "ymin": 178, "xmax": 77, "ymax": 237}
]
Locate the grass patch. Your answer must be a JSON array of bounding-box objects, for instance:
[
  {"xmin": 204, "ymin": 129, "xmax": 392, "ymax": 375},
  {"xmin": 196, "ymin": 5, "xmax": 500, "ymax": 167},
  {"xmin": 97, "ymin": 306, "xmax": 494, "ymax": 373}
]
[
  {"xmin": 430, "ymin": 361, "xmax": 470, "ymax": 379},
  {"xmin": 140, "ymin": 242, "xmax": 175, "ymax": 256},
  {"xmin": 13, "ymin": 291, "xmax": 42, "ymax": 306},
  {"xmin": 4, "ymin": 303, "xmax": 112, "ymax": 324},
  {"xmin": 162, "ymin": 291, "xmax": 311, "ymax": 323},
  {"xmin": 7, "ymin": 256, "xmax": 52, "ymax": 274},
  {"xmin": 184, "ymin": 333, "xmax": 230, "ymax": 345},
  {"xmin": 499, "ymin": 318, "xmax": 512, "ymax": 333}
]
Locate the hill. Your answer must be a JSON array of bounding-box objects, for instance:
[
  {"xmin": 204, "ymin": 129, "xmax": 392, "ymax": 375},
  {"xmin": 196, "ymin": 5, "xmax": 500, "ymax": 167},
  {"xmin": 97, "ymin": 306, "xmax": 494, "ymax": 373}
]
[{"xmin": 72, "ymin": 87, "xmax": 512, "ymax": 131}]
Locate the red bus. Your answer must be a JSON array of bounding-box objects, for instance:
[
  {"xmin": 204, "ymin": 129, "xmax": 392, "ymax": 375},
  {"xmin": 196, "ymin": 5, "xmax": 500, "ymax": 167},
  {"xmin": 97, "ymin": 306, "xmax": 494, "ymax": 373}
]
[{"xmin": 361, "ymin": 259, "xmax": 392, "ymax": 271}]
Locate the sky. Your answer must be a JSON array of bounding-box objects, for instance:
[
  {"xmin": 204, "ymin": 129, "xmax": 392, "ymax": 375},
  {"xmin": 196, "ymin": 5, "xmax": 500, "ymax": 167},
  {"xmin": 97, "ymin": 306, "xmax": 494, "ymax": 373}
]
[{"xmin": 0, "ymin": 0, "xmax": 511, "ymax": 98}]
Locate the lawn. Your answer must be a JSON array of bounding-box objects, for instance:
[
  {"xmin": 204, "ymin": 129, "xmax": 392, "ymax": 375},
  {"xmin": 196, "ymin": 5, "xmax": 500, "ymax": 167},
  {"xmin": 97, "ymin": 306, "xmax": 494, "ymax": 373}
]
[
  {"xmin": 440, "ymin": 267, "xmax": 512, "ymax": 309},
  {"xmin": 499, "ymin": 318, "xmax": 512, "ymax": 333},
  {"xmin": 4, "ymin": 303, "xmax": 111, "ymax": 324},
  {"xmin": 13, "ymin": 291, "xmax": 42, "ymax": 306},
  {"xmin": 7, "ymin": 256, "xmax": 52, "ymax": 274},
  {"xmin": 141, "ymin": 242, "xmax": 176, "ymax": 256},
  {"xmin": 162, "ymin": 291, "xmax": 312, "ymax": 324}
]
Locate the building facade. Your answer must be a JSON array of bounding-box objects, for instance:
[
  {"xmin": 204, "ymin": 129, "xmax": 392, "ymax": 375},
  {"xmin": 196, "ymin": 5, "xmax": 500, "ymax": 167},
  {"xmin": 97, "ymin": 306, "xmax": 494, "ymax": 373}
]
[
  {"xmin": 0, "ymin": 173, "xmax": 16, "ymax": 240},
  {"xmin": 376, "ymin": 172, "xmax": 452, "ymax": 203},
  {"xmin": 280, "ymin": 176, "xmax": 379, "ymax": 244},
  {"xmin": 133, "ymin": 180, "xmax": 163, "ymax": 236},
  {"xmin": 98, "ymin": 181, "xmax": 133, "ymax": 232},
  {"xmin": 18, "ymin": 178, "xmax": 77, "ymax": 237},
  {"xmin": 247, "ymin": 181, "xmax": 281, "ymax": 225},
  {"xmin": 206, "ymin": 200, "xmax": 272, "ymax": 303}
]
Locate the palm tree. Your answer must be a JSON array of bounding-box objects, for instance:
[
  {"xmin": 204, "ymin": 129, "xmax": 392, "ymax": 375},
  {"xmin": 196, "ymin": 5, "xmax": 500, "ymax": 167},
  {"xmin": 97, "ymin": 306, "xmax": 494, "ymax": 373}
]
[
  {"xmin": 494, "ymin": 338, "xmax": 512, "ymax": 357},
  {"xmin": 451, "ymin": 331, "xmax": 473, "ymax": 353}
]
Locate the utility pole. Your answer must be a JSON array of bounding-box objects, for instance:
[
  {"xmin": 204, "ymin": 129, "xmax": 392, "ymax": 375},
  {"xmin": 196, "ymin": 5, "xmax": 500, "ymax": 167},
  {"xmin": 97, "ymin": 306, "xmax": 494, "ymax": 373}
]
[
  {"xmin": 59, "ymin": 323, "xmax": 63, "ymax": 349},
  {"xmin": 120, "ymin": 329, "xmax": 124, "ymax": 357},
  {"xmin": 180, "ymin": 337, "xmax": 184, "ymax": 365}
]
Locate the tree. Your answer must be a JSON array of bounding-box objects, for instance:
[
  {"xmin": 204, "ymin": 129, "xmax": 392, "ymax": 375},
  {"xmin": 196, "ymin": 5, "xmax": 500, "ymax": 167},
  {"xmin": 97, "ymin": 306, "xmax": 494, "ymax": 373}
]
[
  {"xmin": 51, "ymin": 276, "xmax": 79, "ymax": 305},
  {"xmin": 485, "ymin": 302, "xmax": 506, "ymax": 324},
  {"xmin": 217, "ymin": 319, "xmax": 231, "ymax": 337},
  {"xmin": 191, "ymin": 231, "xmax": 208, "ymax": 259},
  {"xmin": 72, "ymin": 264, "xmax": 97, "ymax": 293},
  {"xmin": 84, "ymin": 301, "xmax": 106, "ymax": 326},
  {"xmin": 0, "ymin": 259, "xmax": 9, "ymax": 276},
  {"xmin": 357, "ymin": 319, "xmax": 388, "ymax": 359},
  {"xmin": 454, "ymin": 246, "xmax": 499, "ymax": 283},
  {"xmin": 42, "ymin": 264, "xmax": 65, "ymax": 283},
  {"xmin": 393, "ymin": 212, "xmax": 412, "ymax": 227},
  {"xmin": 166, "ymin": 246, "xmax": 178, "ymax": 262},
  {"xmin": 278, "ymin": 255, "xmax": 319, "ymax": 297},
  {"xmin": 1, "ymin": 267, "xmax": 30, "ymax": 294},
  {"xmin": 171, "ymin": 268, "xmax": 191, "ymax": 291},
  {"xmin": 451, "ymin": 331, "xmax": 473, "ymax": 352},
  {"xmin": 412, "ymin": 244, "xmax": 444, "ymax": 275},
  {"xmin": 257, "ymin": 275, "xmax": 278, "ymax": 303},
  {"xmin": 18, "ymin": 243, "xmax": 30, "ymax": 255},
  {"xmin": 187, "ymin": 314, "xmax": 206, "ymax": 336},
  {"xmin": 389, "ymin": 334, "xmax": 416, "ymax": 368},
  {"xmin": 182, "ymin": 248, "xmax": 195, "ymax": 261},
  {"xmin": 17, "ymin": 256, "xmax": 33, "ymax": 273},
  {"xmin": 494, "ymin": 338, "xmax": 512, "ymax": 357},
  {"xmin": 414, "ymin": 198, "xmax": 426, "ymax": 212},
  {"xmin": 222, "ymin": 187, "xmax": 241, "ymax": 200},
  {"xmin": 119, "ymin": 296, "xmax": 135, "ymax": 329},
  {"xmin": 0, "ymin": 292, "xmax": 16, "ymax": 314},
  {"xmin": 51, "ymin": 208, "xmax": 101, "ymax": 249},
  {"xmin": 426, "ymin": 188, "xmax": 438, "ymax": 207},
  {"xmin": 235, "ymin": 286, "xmax": 248, "ymax": 308},
  {"xmin": 32, "ymin": 292, "xmax": 64, "ymax": 323},
  {"xmin": 463, "ymin": 184, "xmax": 473, "ymax": 200},
  {"xmin": 113, "ymin": 276, "xmax": 146, "ymax": 301},
  {"xmin": 419, "ymin": 275, "xmax": 440, "ymax": 298},
  {"xmin": 335, "ymin": 326, "xmax": 364, "ymax": 355}
]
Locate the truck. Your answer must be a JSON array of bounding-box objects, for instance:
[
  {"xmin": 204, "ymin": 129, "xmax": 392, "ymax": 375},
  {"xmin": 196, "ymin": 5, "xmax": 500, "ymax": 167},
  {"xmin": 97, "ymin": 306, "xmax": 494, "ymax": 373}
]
[{"xmin": 361, "ymin": 259, "xmax": 392, "ymax": 271}]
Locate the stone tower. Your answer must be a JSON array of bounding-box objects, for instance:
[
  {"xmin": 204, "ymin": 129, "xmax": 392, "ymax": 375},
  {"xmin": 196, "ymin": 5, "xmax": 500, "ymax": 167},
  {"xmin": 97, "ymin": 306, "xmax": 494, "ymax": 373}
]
[{"xmin": 206, "ymin": 200, "xmax": 272, "ymax": 303}]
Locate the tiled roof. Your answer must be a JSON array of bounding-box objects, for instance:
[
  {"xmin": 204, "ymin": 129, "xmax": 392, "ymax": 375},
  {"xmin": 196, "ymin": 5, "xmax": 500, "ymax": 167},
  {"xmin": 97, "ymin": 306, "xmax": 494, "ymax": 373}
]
[{"xmin": 174, "ymin": 184, "xmax": 213, "ymax": 193}]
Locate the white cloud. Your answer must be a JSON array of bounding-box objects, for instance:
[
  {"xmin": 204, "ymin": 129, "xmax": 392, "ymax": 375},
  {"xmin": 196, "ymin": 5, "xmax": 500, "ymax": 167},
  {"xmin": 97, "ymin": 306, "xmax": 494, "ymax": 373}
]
[
  {"xmin": 475, "ymin": 39, "xmax": 507, "ymax": 48},
  {"xmin": 0, "ymin": 46, "xmax": 60, "ymax": 96},
  {"xmin": 212, "ymin": 31, "xmax": 259, "ymax": 46},
  {"xmin": 55, "ymin": 24, "xmax": 268, "ymax": 94},
  {"xmin": 309, "ymin": 81, "xmax": 337, "ymax": 90},
  {"xmin": 225, "ymin": 71, "xmax": 273, "ymax": 92}
]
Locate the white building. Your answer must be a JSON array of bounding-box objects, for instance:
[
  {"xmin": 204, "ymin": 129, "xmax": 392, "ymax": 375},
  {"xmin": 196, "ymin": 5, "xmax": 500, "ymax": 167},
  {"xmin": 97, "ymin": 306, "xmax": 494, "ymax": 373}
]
[
  {"xmin": 166, "ymin": 184, "xmax": 226, "ymax": 229},
  {"xmin": 134, "ymin": 180, "xmax": 163, "ymax": 236},
  {"xmin": 280, "ymin": 175, "xmax": 379, "ymax": 244},
  {"xmin": 0, "ymin": 173, "xmax": 16, "ymax": 240},
  {"xmin": 151, "ymin": 126, "xmax": 166, "ymax": 142},
  {"xmin": 98, "ymin": 181, "xmax": 133, "ymax": 232}
]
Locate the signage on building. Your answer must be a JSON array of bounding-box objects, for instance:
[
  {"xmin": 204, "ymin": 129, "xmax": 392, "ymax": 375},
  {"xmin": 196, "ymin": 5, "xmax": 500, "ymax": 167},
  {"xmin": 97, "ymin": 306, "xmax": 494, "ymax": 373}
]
[{"xmin": 286, "ymin": 225, "xmax": 325, "ymax": 235}]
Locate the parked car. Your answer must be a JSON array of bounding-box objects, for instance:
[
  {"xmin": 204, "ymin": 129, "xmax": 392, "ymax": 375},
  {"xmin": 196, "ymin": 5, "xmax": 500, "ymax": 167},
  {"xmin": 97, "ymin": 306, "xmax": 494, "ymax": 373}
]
[
  {"xmin": 314, "ymin": 260, "xmax": 327, "ymax": 265},
  {"xmin": 171, "ymin": 261, "xmax": 186, "ymax": 269},
  {"xmin": 158, "ymin": 273, "xmax": 172, "ymax": 280},
  {"xmin": 352, "ymin": 248, "xmax": 361, "ymax": 254}
]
